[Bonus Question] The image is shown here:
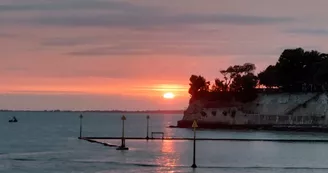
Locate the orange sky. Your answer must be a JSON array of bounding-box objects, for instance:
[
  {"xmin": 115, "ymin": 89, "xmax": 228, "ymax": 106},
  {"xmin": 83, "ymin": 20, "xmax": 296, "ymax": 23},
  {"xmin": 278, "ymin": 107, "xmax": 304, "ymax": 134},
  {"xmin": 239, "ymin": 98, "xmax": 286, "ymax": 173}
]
[{"xmin": 1, "ymin": 0, "xmax": 328, "ymax": 110}]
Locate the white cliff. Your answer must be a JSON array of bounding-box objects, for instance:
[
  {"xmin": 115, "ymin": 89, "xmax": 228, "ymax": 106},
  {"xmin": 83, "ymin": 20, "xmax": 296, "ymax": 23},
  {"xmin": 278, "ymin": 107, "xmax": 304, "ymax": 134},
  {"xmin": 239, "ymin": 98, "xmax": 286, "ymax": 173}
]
[{"xmin": 183, "ymin": 92, "xmax": 328, "ymax": 125}]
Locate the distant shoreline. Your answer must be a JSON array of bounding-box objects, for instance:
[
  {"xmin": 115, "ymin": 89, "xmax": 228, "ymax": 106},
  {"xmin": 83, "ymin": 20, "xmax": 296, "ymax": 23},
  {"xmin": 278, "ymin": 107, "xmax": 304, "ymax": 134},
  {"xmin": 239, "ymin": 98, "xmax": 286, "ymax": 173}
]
[{"xmin": 0, "ymin": 110, "xmax": 184, "ymax": 114}]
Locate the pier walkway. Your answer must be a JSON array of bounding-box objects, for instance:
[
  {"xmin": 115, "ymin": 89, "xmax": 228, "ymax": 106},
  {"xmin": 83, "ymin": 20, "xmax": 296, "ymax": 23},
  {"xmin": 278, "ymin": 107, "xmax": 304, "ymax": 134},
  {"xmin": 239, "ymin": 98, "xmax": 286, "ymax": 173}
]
[{"xmin": 79, "ymin": 137, "xmax": 328, "ymax": 143}]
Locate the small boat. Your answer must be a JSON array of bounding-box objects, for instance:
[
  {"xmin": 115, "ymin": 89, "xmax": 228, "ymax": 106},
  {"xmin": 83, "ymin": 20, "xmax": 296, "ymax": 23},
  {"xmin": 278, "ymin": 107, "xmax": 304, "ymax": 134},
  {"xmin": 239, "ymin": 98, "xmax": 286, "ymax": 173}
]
[{"xmin": 9, "ymin": 117, "xmax": 18, "ymax": 123}]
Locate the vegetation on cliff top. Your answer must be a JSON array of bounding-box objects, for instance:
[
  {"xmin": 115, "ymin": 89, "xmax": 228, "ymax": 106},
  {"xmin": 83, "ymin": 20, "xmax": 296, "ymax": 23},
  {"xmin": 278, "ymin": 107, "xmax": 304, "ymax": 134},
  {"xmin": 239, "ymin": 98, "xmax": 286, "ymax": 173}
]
[{"xmin": 188, "ymin": 48, "xmax": 328, "ymax": 103}]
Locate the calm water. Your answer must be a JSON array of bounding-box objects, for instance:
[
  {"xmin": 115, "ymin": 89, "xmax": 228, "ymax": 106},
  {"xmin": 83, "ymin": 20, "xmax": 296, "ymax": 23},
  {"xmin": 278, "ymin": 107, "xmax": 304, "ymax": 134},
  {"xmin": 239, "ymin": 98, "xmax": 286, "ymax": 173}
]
[{"xmin": 2, "ymin": 112, "xmax": 328, "ymax": 172}]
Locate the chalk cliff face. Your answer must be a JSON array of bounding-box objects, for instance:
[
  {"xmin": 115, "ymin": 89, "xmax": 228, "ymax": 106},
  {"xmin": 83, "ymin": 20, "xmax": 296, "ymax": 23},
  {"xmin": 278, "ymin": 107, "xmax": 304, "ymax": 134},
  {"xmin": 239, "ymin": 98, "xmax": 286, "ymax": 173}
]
[{"xmin": 182, "ymin": 93, "xmax": 328, "ymax": 125}]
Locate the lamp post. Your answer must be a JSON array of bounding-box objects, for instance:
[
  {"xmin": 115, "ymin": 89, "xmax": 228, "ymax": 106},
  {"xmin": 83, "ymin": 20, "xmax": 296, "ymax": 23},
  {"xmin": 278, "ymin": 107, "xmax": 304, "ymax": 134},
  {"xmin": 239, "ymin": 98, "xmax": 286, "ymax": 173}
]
[
  {"xmin": 79, "ymin": 114, "xmax": 83, "ymax": 138},
  {"xmin": 191, "ymin": 120, "xmax": 198, "ymax": 168},
  {"xmin": 146, "ymin": 115, "xmax": 150, "ymax": 140},
  {"xmin": 117, "ymin": 115, "xmax": 129, "ymax": 150}
]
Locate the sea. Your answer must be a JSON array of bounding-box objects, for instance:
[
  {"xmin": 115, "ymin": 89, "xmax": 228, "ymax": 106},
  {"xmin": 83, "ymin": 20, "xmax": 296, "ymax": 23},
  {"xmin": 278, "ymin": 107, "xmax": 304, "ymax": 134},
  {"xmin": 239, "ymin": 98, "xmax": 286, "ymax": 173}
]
[{"xmin": 2, "ymin": 112, "xmax": 328, "ymax": 173}]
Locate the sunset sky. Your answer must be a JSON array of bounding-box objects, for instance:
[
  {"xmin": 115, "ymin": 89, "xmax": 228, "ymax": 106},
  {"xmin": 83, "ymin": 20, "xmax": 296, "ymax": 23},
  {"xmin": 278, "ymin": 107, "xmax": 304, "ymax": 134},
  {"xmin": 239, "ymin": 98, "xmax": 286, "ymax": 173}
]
[{"xmin": 1, "ymin": 0, "xmax": 328, "ymax": 110}]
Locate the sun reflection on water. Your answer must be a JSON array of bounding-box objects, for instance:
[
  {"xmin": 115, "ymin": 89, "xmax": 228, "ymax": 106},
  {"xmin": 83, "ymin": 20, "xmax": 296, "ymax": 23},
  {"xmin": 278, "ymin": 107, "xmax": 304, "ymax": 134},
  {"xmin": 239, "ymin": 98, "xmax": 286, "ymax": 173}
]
[
  {"xmin": 155, "ymin": 140, "xmax": 179, "ymax": 168},
  {"xmin": 161, "ymin": 140, "xmax": 174, "ymax": 154}
]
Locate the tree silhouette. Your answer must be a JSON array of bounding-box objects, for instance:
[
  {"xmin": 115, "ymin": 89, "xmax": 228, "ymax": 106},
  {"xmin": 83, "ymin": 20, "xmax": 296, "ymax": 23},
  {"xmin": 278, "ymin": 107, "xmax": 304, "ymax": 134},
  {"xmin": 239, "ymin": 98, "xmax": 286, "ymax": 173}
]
[
  {"xmin": 220, "ymin": 63, "xmax": 256, "ymax": 88},
  {"xmin": 188, "ymin": 48, "xmax": 328, "ymax": 104},
  {"xmin": 314, "ymin": 59, "xmax": 328, "ymax": 86},
  {"xmin": 190, "ymin": 63, "xmax": 258, "ymax": 103},
  {"xmin": 259, "ymin": 48, "xmax": 328, "ymax": 91},
  {"xmin": 188, "ymin": 75, "xmax": 210, "ymax": 96},
  {"xmin": 211, "ymin": 78, "xmax": 227, "ymax": 92},
  {"xmin": 258, "ymin": 65, "xmax": 278, "ymax": 88}
]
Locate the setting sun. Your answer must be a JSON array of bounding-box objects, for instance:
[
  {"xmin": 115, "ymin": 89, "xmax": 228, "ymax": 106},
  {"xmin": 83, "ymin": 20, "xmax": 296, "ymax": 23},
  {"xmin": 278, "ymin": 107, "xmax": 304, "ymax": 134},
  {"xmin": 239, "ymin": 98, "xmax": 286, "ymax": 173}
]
[{"xmin": 163, "ymin": 92, "xmax": 175, "ymax": 99}]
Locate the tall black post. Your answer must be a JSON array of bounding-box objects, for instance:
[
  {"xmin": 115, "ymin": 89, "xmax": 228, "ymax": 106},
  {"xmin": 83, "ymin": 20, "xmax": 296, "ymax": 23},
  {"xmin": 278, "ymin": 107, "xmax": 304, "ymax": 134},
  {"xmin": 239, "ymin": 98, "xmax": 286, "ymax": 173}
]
[
  {"xmin": 146, "ymin": 115, "xmax": 150, "ymax": 140},
  {"xmin": 122, "ymin": 117, "xmax": 125, "ymax": 146},
  {"xmin": 79, "ymin": 114, "xmax": 83, "ymax": 138},
  {"xmin": 117, "ymin": 115, "xmax": 129, "ymax": 150},
  {"xmin": 191, "ymin": 120, "xmax": 198, "ymax": 168}
]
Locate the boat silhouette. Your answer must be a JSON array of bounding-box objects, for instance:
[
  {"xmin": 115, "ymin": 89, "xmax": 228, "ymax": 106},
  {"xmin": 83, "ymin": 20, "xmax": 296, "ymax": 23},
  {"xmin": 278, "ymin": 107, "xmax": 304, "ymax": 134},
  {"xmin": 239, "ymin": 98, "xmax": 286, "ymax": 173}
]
[{"xmin": 9, "ymin": 117, "xmax": 18, "ymax": 123}]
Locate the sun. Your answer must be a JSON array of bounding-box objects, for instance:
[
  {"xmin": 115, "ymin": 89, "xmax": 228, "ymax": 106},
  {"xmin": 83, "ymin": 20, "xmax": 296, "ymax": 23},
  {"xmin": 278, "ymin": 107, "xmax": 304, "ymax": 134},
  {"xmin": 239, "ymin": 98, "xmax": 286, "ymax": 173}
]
[{"xmin": 163, "ymin": 92, "xmax": 175, "ymax": 99}]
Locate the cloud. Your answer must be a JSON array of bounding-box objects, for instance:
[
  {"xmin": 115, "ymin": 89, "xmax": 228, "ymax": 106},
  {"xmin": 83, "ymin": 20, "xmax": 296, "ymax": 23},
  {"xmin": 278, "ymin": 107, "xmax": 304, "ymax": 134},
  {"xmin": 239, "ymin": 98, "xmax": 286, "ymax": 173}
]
[
  {"xmin": 33, "ymin": 13, "xmax": 293, "ymax": 29},
  {"xmin": 0, "ymin": 0, "xmax": 138, "ymax": 12},
  {"xmin": 67, "ymin": 46, "xmax": 153, "ymax": 56},
  {"xmin": 286, "ymin": 28, "xmax": 328, "ymax": 36},
  {"xmin": 41, "ymin": 37, "xmax": 101, "ymax": 47},
  {"xmin": 66, "ymin": 41, "xmax": 277, "ymax": 57},
  {"xmin": 0, "ymin": 0, "xmax": 294, "ymax": 28},
  {"xmin": 0, "ymin": 33, "xmax": 15, "ymax": 38}
]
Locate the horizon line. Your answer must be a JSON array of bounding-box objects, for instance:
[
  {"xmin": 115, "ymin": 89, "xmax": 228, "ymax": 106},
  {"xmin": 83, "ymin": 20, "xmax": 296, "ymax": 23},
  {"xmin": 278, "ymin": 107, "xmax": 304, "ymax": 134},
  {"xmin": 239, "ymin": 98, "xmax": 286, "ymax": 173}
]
[{"xmin": 0, "ymin": 109, "xmax": 184, "ymax": 112}]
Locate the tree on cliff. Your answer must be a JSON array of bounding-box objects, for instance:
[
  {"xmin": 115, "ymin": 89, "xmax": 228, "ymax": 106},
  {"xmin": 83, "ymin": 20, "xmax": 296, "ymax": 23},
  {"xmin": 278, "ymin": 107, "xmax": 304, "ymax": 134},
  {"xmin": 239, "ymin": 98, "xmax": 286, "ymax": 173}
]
[
  {"xmin": 258, "ymin": 48, "xmax": 328, "ymax": 91},
  {"xmin": 211, "ymin": 78, "xmax": 227, "ymax": 92},
  {"xmin": 188, "ymin": 75, "xmax": 210, "ymax": 99},
  {"xmin": 258, "ymin": 65, "xmax": 279, "ymax": 88},
  {"xmin": 230, "ymin": 73, "xmax": 258, "ymax": 92},
  {"xmin": 187, "ymin": 48, "xmax": 328, "ymax": 104},
  {"xmin": 214, "ymin": 63, "xmax": 257, "ymax": 92},
  {"xmin": 231, "ymin": 73, "xmax": 258, "ymax": 102},
  {"xmin": 314, "ymin": 59, "xmax": 328, "ymax": 86},
  {"xmin": 211, "ymin": 63, "xmax": 258, "ymax": 102},
  {"xmin": 219, "ymin": 63, "xmax": 256, "ymax": 89}
]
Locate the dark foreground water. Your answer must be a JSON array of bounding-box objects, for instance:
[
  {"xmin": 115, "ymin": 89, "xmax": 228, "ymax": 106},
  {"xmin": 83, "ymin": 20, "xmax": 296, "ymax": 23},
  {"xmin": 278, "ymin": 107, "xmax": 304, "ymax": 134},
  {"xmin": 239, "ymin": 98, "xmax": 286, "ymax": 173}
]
[{"xmin": 2, "ymin": 112, "xmax": 328, "ymax": 173}]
